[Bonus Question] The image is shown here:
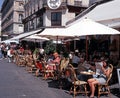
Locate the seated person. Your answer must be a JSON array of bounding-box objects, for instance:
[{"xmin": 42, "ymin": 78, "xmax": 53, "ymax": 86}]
[
  {"xmin": 45, "ymin": 52, "xmax": 61, "ymax": 78},
  {"xmin": 87, "ymin": 60, "xmax": 111, "ymax": 98},
  {"xmin": 59, "ymin": 52, "xmax": 70, "ymax": 71},
  {"xmin": 77, "ymin": 58, "xmax": 95, "ymax": 81},
  {"xmin": 45, "ymin": 52, "xmax": 61, "ymax": 70},
  {"xmin": 71, "ymin": 52, "xmax": 80, "ymax": 68},
  {"xmin": 60, "ymin": 57, "xmax": 69, "ymax": 71}
]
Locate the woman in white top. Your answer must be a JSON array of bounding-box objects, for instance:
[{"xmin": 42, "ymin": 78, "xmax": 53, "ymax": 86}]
[{"xmin": 87, "ymin": 60, "xmax": 111, "ymax": 98}]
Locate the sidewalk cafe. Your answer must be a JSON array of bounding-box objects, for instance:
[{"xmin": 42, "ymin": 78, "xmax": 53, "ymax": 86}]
[{"xmin": 1, "ymin": 19, "xmax": 119, "ymax": 98}]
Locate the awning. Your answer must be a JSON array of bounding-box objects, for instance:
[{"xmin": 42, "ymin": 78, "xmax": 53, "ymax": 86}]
[
  {"xmin": 70, "ymin": 0, "xmax": 120, "ymax": 28},
  {"xmin": 1, "ymin": 39, "xmax": 19, "ymax": 44},
  {"xmin": 80, "ymin": 0, "xmax": 120, "ymax": 21},
  {"xmin": 11, "ymin": 29, "xmax": 43, "ymax": 40}
]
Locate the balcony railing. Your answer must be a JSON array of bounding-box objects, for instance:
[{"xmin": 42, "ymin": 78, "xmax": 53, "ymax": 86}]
[
  {"xmin": 66, "ymin": 0, "xmax": 82, "ymax": 6},
  {"xmin": 43, "ymin": 0, "xmax": 83, "ymax": 8}
]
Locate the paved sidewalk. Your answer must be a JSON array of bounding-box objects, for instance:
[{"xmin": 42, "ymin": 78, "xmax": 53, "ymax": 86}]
[{"xmin": 0, "ymin": 59, "xmax": 120, "ymax": 98}]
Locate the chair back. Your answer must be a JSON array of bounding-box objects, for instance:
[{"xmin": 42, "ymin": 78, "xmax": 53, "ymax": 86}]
[
  {"xmin": 65, "ymin": 64, "xmax": 78, "ymax": 82},
  {"xmin": 59, "ymin": 57, "xmax": 69, "ymax": 71},
  {"xmin": 106, "ymin": 64, "xmax": 113, "ymax": 84}
]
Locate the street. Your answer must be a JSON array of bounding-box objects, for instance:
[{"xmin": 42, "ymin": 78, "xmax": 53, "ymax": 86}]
[{"xmin": 0, "ymin": 59, "xmax": 120, "ymax": 98}]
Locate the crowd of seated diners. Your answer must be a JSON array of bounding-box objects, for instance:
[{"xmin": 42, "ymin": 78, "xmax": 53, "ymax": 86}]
[{"xmin": 2, "ymin": 44, "xmax": 117, "ymax": 98}]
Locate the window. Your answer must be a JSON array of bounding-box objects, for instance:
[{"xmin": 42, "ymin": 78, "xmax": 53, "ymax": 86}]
[
  {"xmin": 24, "ymin": 22, "xmax": 29, "ymax": 32},
  {"xmin": 18, "ymin": 14, "xmax": 24, "ymax": 22},
  {"xmin": 51, "ymin": 12, "xmax": 62, "ymax": 26},
  {"xmin": 36, "ymin": 16, "xmax": 43, "ymax": 28},
  {"xmin": 29, "ymin": 20, "xmax": 34, "ymax": 30}
]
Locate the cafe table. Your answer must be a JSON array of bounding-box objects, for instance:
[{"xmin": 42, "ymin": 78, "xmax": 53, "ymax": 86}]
[
  {"xmin": 80, "ymin": 71, "xmax": 95, "ymax": 75},
  {"xmin": 79, "ymin": 71, "xmax": 96, "ymax": 82}
]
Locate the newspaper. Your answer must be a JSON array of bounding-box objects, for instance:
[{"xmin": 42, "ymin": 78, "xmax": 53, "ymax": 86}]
[{"xmin": 95, "ymin": 62, "xmax": 103, "ymax": 75}]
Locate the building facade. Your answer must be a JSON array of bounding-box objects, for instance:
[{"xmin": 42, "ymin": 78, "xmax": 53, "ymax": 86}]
[
  {"xmin": 1, "ymin": 0, "xmax": 24, "ymax": 40},
  {"xmin": 23, "ymin": 0, "xmax": 97, "ymax": 32}
]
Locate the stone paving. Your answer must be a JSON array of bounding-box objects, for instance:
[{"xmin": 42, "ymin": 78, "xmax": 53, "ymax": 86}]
[{"xmin": 0, "ymin": 59, "xmax": 120, "ymax": 98}]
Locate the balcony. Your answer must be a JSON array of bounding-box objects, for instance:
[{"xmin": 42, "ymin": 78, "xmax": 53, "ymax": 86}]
[
  {"xmin": 67, "ymin": 0, "xmax": 82, "ymax": 7},
  {"xmin": 43, "ymin": 0, "xmax": 83, "ymax": 8}
]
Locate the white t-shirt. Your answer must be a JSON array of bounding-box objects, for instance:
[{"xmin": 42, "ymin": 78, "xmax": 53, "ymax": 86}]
[{"xmin": 7, "ymin": 50, "xmax": 12, "ymax": 57}]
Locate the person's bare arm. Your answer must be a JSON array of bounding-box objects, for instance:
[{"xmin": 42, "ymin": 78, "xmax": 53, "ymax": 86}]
[{"xmin": 101, "ymin": 66, "xmax": 111, "ymax": 77}]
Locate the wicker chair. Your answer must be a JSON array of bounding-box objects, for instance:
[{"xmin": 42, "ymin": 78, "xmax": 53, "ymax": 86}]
[
  {"xmin": 42, "ymin": 62, "xmax": 56, "ymax": 80},
  {"xmin": 56, "ymin": 58, "xmax": 70, "ymax": 89},
  {"xmin": 66, "ymin": 64, "xmax": 88, "ymax": 98},
  {"xmin": 97, "ymin": 64, "xmax": 113, "ymax": 98}
]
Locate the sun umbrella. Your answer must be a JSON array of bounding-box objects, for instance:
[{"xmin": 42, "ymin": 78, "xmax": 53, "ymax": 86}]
[
  {"xmin": 38, "ymin": 28, "xmax": 75, "ymax": 51},
  {"xmin": 38, "ymin": 28, "xmax": 74, "ymax": 40},
  {"xmin": 23, "ymin": 34, "xmax": 49, "ymax": 42},
  {"xmin": 65, "ymin": 18, "xmax": 120, "ymax": 60},
  {"xmin": 22, "ymin": 34, "xmax": 49, "ymax": 48},
  {"xmin": 39, "ymin": 19, "xmax": 120, "ymax": 39},
  {"xmin": 66, "ymin": 18, "xmax": 120, "ymax": 36}
]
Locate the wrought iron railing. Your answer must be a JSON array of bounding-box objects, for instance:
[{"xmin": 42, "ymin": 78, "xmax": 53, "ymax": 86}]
[{"xmin": 43, "ymin": 0, "xmax": 82, "ymax": 7}]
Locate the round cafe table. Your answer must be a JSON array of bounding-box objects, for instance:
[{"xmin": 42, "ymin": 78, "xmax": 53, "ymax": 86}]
[{"xmin": 80, "ymin": 71, "xmax": 95, "ymax": 75}]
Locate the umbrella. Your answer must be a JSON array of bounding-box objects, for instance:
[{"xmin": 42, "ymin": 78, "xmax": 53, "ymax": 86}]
[
  {"xmin": 38, "ymin": 28, "xmax": 74, "ymax": 40},
  {"xmin": 38, "ymin": 18, "xmax": 120, "ymax": 60},
  {"xmin": 22, "ymin": 34, "xmax": 49, "ymax": 48},
  {"xmin": 66, "ymin": 18, "xmax": 120, "ymax": 36},
  {"xmin": 38, "ymin": 28, "xmax": 75, "ymax": 50},
  {"xmin": 38, "ymin": 19, "xmax": 120, "ymax": 39},
  {"xmin": 38, "ymin": 28, "xmax": 74, "ymax": 47},
  {"xmin": 65, "ymin": 18, "xmax": 120, "ymax": 60},
  {"xmin": 23, "ymin": 34, "xmax": 49, "ymax": 42}
]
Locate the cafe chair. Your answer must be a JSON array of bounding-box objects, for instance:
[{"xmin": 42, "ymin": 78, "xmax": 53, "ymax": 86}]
[
  {"xmin": 97, "ymin": 64, "xmax": 113, "ymax": 98},
  {"xmin": 42, "ymin": 62, "xmax": 56, "ymax": 80},
  {"xmin": 57, "ymin": 58, "xmax": 69, "ymax": 89},
  {"xmin": 35, "ymin": 60, "xmax": 43, "ymax": 76},
  {"xmin": 66, "ymin": 64, "xmax": 88, "ymax": 98}
]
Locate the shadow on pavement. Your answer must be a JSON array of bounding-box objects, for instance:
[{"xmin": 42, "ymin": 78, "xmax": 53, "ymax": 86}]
[
  {"xmin": 47, "ymin": 79, "xmax": 72, "ymax": 91},
  {"xmin": 111, "ymin": 88, "xmax": 120, "ymax": 98},
  {"xmin": 47, "ymin": 80, "xmax": 60, "ymax": 89}
]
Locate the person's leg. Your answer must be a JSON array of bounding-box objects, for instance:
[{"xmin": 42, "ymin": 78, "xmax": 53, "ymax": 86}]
[
  {"xmin": 1, "ymin": 50, "xmax": 5, "ymax": 58},
  {"xmin": 90, "ymin": 80, "xmax": 99, "ymax": 97},
  {"xmin": 88, "ymin": 78, "xmax": 96, "ymax": 88},
  {"xmin": 8, "ymin": 56, "xmax": 11, "ymax": 62},
  {"xmin": 0, "ymin": 51, "xmax": 2, "ymax": 59}
]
